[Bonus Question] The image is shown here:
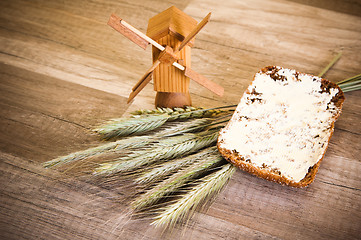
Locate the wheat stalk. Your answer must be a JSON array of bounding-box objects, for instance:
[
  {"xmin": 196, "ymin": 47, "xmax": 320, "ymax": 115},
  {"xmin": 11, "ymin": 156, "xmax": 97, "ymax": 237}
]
[
  {"xmin": 164, "ymin": 115, "xmax": 232, "ymax": 137},
  {"xmin": 337, "ymin": 73, "xmax": 361, "ymax": 92},
  {"xmin": 132, "ymin": 153, "xmax": 225, "ymax": 210},
  {"xmin": 154, "ymin": 118, "xmax": 213, "ymax": 137},
  {"xmin": 318, "ymin": 52, "xmax": 342, "ymax": 77},
  {"xmin": 94, "ymin": 130, "xmax": 219, "ymax": 175},
  {"xmin": 45, "ymin": 117, "xmax": 222, "ymax": 169},
  {"xmin": 135, "ymin": 146, "xmax": 219, "ymax": 184},
  {"xmin": 94, "ymin": 134, "xmax": 197, "ymax": 174},
  {"xmin": 94, "ymin": 105, "xmax": 236, "ymax": 139},
  {"xmin": 151, "ymin": 163, "xmax": 236, "ymax": 228},
  {"xmin": 317, "ymin": 52, "xmax": 360, "ymax": 92}
]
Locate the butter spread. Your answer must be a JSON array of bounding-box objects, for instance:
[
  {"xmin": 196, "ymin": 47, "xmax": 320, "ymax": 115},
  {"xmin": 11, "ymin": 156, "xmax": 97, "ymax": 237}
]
[{"xmin": 219, "ymin": 67, "xmax": 339, "ymax": 182}]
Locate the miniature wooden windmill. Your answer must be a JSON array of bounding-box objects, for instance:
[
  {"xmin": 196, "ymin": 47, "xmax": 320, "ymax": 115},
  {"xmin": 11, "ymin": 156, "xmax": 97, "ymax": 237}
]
[{"xmin": 108, "ymin": 6, "xmax": 224, "ymax": 108}]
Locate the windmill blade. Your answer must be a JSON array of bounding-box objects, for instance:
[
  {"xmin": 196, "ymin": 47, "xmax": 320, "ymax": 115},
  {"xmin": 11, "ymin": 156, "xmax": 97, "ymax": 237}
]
[
  {"xmin": 108, "ymin": 14, "xmax": 188, "ymax": 73},
  {"xmin": 184, "ymin": 67, "xmax": 224, "ymax": 96},
  {"xmin": 127, "ymin": 60, "xmax": 161, "ymax": 103},
  {"xmin": 108, "ymin": 14, "xmax": 150, "ymax": 50},
  {"xmin": 108, "ymin": 14, "xmax": 167, "ymax": 51},
  {"xmin": 174, "ymin": 12, "xmax": 211, "ymax": 54}
]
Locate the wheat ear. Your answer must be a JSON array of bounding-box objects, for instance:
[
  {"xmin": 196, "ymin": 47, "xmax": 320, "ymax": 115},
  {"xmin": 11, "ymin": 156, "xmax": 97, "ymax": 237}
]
[
  {"xmin": 167, "ymin": 105, "xmax": 236, "ymax": 121},
  {"xmin": 131, "ymin": 153, "xmax": 225, "ymax": 210},
  {"xmin": 131, "ymin": 106, "xmax": 203, "ymax": 115},
  {"xmin": 93, "ymin": 114, "xmax": 169, "ymax": 139},
  {"xmin": 43, "ymin": 136, "xmax": 151, "ymax": 168},
  {"xmin": 131, "ymin": 106, "xmax": 236, "ymax": 120},
  {"xmin": 135, "ymin": 146, "xmax": 219, "ymax": 184},
  {"xmin": 151, "ymin": 163, "xmax": 236, "ymax": 228}
]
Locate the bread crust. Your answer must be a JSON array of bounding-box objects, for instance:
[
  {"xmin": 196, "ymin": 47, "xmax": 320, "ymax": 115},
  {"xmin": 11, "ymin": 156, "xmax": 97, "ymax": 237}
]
[{"xmin": 217, "ymin": 66, "xmax": 345, "ymax": 187}]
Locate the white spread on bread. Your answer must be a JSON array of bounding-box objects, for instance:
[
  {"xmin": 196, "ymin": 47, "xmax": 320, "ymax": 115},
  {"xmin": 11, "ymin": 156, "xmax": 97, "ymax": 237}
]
[{"xmin": 218, "ymin": 67, "xmax": 340, "ymax": 182}]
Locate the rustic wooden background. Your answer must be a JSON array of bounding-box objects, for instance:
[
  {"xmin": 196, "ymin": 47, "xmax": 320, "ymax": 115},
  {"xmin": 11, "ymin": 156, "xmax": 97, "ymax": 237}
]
[{"xmin": 1, "ymin": 0, "xmax": 360, "ymax": 239}]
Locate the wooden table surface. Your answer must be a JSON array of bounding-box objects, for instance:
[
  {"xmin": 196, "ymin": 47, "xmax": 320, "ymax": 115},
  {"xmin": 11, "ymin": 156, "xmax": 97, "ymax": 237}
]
[{"xmin": 1, "ymin": 0, "xmax": 360, "ymax": 239}]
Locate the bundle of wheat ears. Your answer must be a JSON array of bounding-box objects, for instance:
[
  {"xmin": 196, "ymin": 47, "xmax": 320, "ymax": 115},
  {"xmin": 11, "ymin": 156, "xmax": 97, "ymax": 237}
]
[{"xmin": 43, "ymin": 68, "xmax": 360, "ymax": 228}]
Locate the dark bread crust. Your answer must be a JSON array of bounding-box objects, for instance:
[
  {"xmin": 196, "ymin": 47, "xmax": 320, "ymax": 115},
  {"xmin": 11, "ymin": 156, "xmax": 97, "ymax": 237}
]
[{"xmin": 218, "ymin": 66, "xmax": 345, "ymax": 187}]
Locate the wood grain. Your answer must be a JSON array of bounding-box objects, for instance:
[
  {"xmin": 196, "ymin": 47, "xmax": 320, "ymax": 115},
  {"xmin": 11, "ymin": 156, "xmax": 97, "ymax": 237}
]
[{"xmin": 0, "ymin": 0, "xmax": 360, "ymax": 239}]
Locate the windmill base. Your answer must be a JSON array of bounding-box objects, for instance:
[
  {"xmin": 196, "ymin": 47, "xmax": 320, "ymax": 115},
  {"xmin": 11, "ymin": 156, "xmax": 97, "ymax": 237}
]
[{"xmin": 155, "ymin": 92, "xmax": 192, "ymax": 108}]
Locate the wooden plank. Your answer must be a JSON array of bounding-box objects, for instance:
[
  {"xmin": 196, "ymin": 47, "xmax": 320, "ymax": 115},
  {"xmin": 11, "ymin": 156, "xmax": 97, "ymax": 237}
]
[
  {"xmin": 0, "ymin": 63, "xmax": 129, "ymax": 162},
  {"xmin": 208, "ymin": 169, "xmax": 361, "ymax": 240},
  {"xmin": 287, "ymin": 0, "xmax": 361, "ymax": 17},
  {"xmin": 0, "ymin": 153, "xmax": 133, "ymax": 240}
]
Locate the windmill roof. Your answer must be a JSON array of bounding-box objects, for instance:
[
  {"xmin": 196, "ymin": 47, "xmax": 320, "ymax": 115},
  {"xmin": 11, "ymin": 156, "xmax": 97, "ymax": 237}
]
[{"xmin": 146, "ymin": 6, "xmax": 197, "ymax": 46}]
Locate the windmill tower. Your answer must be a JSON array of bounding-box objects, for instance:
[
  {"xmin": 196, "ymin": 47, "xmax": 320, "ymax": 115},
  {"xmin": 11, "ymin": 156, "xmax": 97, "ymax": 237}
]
[
  {"xmin": 107, "ymin": 6, "xmax": 224, "ymax": 108},
  {"xmin": 147, "ymin": 6, "xmax": 196, "ymax": 107}
]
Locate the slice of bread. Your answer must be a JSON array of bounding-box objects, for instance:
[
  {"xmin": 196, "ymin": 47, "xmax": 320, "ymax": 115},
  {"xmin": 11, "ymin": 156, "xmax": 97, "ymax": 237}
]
[{"xmin": 217, "ymin": 66, "xmax": 345, "ymax": 187}]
